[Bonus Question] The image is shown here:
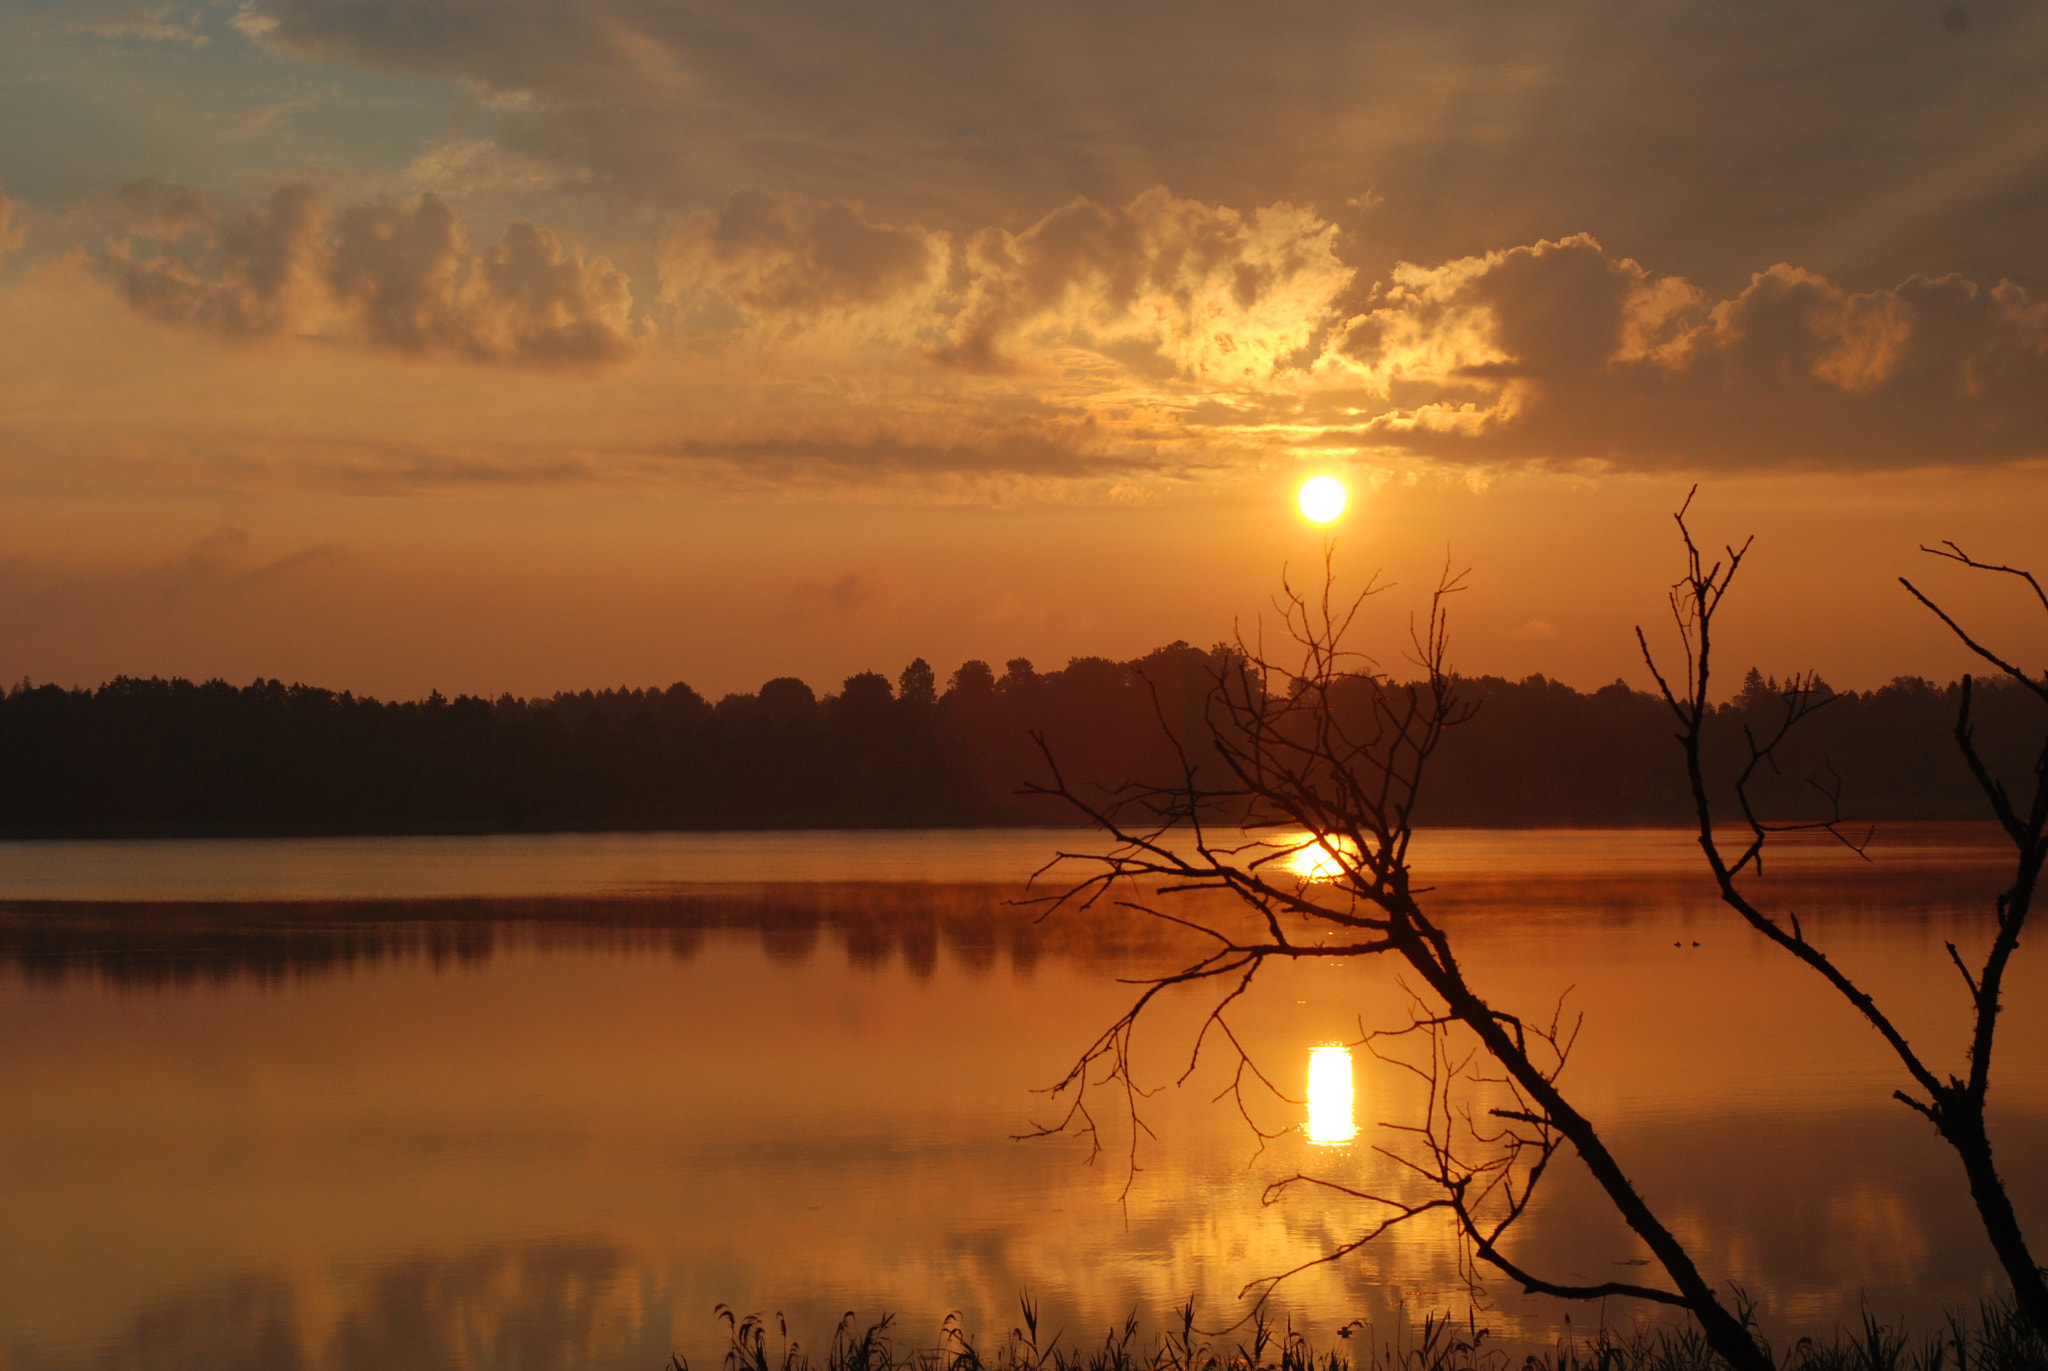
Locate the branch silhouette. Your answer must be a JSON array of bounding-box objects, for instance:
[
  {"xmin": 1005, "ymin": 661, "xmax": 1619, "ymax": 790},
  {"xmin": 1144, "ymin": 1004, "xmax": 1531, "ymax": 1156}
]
[
  {"xmin": 1024, "ymin": 545, "xmax": 1776, "ymax": 1371},
  {"xmin": 1641, "ymin": 499, "xmax": 2048, "ymax": 1340}
]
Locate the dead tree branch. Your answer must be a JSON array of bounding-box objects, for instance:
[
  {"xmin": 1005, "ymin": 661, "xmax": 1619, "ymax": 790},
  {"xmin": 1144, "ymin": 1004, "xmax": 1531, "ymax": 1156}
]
[
  {"xmin": 1024, "ymin": 554, "xmax": 1774, "ymax": 1371},
  {"xmin": 1639, "ymin": 500, "xmax": 2048, "ymax": 1338}
]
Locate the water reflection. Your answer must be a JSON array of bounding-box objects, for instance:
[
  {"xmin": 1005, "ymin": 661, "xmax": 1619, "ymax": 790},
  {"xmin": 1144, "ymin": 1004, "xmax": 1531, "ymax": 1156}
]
[
  {"xmin": 1305, "ymin": 1044, "xmax": 1357, "ymax": 1145},
  {"xmin": 1282, "ymin": 835, "xmax": 1359, "ymax": 883},
  {"xmin": 0, "ymin": 886, "xmax": 1204, "ymax": 989},
  {"xmin": 8, "ymin": 1238, "xmax": 673, "ymax": 1371},
  {"xmin": 1, "ymin": 826, "xmax": 2041, "ymax": 1369}
]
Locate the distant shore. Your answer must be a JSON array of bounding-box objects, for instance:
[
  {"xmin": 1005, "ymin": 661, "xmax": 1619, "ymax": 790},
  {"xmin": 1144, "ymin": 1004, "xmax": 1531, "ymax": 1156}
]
[{"xmin": 4, "ymin": 654, "xmax": 2035, "ymax": 836}]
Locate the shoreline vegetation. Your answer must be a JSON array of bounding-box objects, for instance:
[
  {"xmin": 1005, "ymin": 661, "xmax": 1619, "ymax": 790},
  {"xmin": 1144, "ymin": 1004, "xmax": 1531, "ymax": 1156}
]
[
  {"xmin": 678, "ymin": 1295, "xmax": 2048, "ymax": 1371},
  {"xmin": 2, "ymin": 645, "xmax": 2039, "ymax": 837}
]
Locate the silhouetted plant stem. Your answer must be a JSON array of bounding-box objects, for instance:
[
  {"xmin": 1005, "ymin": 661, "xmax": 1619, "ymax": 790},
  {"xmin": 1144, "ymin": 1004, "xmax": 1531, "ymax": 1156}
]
[{"xmin": 671, "ymin": 1290, "xmax": 2048, "ymax": 1371}]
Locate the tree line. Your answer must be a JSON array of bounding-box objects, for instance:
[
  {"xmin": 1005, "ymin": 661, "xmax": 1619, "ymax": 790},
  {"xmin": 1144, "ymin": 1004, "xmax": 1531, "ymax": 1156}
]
[{"xmin": 0, "ymin": 646, "xmax": 2035, "ymax": 834}]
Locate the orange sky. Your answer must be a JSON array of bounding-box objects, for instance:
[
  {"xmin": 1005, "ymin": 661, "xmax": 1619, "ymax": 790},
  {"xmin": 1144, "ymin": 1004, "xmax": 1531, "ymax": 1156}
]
[{"xmin": 1, "ymin": 0, "xmax": 2044, "ymax": 700}]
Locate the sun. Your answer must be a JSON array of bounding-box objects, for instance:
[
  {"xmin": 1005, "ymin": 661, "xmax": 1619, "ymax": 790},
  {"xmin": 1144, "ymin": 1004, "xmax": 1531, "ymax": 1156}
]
[{"xmin": 1297, "ymin": 474, "xmax": 1348, "ymax": 523}]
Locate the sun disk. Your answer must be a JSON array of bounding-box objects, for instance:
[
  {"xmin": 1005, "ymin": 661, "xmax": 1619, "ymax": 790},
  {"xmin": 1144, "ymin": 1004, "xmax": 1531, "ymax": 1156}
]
[{"xmin": 1297, "ymin": 475, "xmax": 1347, "ymax": 523}]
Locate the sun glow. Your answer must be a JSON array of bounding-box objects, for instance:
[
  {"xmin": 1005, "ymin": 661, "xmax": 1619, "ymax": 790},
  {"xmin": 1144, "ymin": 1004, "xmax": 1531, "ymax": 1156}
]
[
  {"xmin": 1284, "ymin": 833, "xmax": 1358, "ymax": 883},
  {"xmin": 1297, "ymin": 475, "xmax": 1348, "ymax": 523},
  {"xmin": 1306, "ymin": 1043, "xmax": 1357, "ymax": 1146}
]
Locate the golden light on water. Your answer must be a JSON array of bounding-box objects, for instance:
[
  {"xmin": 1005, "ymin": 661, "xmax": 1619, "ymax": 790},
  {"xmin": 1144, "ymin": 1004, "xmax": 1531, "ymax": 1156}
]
[
  {"xmin": 1306, "ymin": 1043, "xmax": 1357, "ymax": 1146},
  {"xmin": 1297, "ymin": 475, "xmax": 1348, "ymax": 524},
  {"xmin": 1284, "ymin": 833, "xmax": 1358, "ymax": 883}
]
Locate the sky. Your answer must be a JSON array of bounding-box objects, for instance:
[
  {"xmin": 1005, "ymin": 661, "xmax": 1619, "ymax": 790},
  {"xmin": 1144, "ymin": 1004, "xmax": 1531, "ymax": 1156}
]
[{"xmin": 1, "ymin": 0, "xmax": 2044, "ymax": 701}]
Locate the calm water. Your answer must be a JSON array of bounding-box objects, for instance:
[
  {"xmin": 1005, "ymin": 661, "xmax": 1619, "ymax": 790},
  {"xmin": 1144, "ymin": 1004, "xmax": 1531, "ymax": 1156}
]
[{"xmin": 1, "ymin": 827, "xmax": 2042, "ymax": 1370}]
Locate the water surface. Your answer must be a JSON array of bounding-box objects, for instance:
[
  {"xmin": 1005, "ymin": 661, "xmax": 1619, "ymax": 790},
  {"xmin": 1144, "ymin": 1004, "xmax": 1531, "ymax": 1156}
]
[{"xmin": 1, "ymin": 826, "xmax": 2040, "ymax": 1370}]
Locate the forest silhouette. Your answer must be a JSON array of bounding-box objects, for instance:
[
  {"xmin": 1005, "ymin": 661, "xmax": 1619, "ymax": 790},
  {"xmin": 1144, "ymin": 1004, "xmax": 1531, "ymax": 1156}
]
[{"xmin": 0, "ymin": 645, "xmax": 2036, "ymax": 835}]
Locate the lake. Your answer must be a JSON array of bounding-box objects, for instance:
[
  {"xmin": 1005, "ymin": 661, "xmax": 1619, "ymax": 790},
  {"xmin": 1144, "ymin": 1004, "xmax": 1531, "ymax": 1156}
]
[{"xmin": 1, "ymin": 826, "xmax": 2041, "ymax": 1370}]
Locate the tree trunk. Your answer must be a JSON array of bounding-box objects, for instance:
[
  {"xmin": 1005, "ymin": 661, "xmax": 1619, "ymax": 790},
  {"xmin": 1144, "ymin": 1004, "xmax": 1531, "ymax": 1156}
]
[
  {"xmin": 1414, "ymin": 938, "xmax": 1774, "ymax": 1371},
  {"xmin": 1947, "ymin": 1108, "xmax": 2048, "ymax": 1335}
]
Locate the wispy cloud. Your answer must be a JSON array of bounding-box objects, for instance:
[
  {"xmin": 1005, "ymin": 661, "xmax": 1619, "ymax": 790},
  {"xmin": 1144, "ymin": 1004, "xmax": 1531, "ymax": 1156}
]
[
  {"xmin": 397, "ymin": 140, "xmax": 576, "ymax": 202},
  {"xmin": 0, "ymin": 525, "xmax": 347, "ymax": 646},
  {"xmin": 75, "ymin": 6, "xmax": 211, "ymax": 46},
  {"xmin": 787, "ymin": 568, "xmax": 888, "ymax": 622},
  {"xmin": 223, "ymin": 96, "xmax": 321, "ymax": 141}
]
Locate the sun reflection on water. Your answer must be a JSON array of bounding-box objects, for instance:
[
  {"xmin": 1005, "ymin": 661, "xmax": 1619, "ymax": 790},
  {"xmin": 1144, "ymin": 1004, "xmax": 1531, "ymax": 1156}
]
[
  {"xmin": 1305, "ymin": 1043, "xmax": 1357, "ymax": 1146},
  {"xmin": 1282, "ymin": 834, "xmax": 1358, "ymax": 883}
]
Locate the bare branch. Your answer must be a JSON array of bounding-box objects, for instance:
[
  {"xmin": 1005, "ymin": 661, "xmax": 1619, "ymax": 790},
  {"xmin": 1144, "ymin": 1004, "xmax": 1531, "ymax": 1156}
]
[
  {"xmin": 1023, "ymin": 544, "xmax": 1775, "ymax": 1370},
  {"xmin": 1644, "ymin": 508, "xmax": 2048, "ymax": 1337},
  {"xmin": 1900, "ymin": 574, "xmax": 2048, "ymax": 703}
]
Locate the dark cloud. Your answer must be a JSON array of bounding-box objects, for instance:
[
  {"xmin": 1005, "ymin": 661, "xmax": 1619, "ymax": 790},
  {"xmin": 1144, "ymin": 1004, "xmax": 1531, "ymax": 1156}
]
[
  {"xmin": 327, "ymin": 193, "xmax": 468, "ymax": 352},
  {"xmin": 661, "ymin": 188, "xmax": 940, "ymax": 322},
  {"xmin": 240, "ymin": 0, "xmax": 2048, "ymax": 290},
  {"xmin": 473, "ymin": 219, "xmax": 637, "ymax": 364},
  {"xmin": 659, "ymin": 203, "xmax": 2048, "ymax": 471},
  {"xmin": 0, "ymin": 184, "xmax": 22, "ymax": 257},
  {"xmin": 101, "ymin": 183, "xmax": 325, "ymax": 341},
  {"xmin": 93, "ymin": 184, "xmax": 636, "ymax": 367},
  {"xmin": 106, "ymin": 179, "xmax": 214, "ymax": 238},
  {"xmin": 1329, "ymin": 237, "xmax": 2048, "ymax": 469},
  {"xmin": 62, "ymin": 176, "xmax": 2048, "ymax": 475}
]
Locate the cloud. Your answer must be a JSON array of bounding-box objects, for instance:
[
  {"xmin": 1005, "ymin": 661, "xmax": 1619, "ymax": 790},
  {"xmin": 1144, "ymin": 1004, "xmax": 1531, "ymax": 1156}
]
[
  {"xmin": 0, "ymin": 525, "xmax": 348, "ymax": 650},
  {"xmin": 655, "ymin": 193, "xmax": 2048, "ymax": 470},
  {"xmin": 233, "ymin": 0, "xmax": 2048, "ymax": 296},
  {"xmin": 105, "ymin": 179, "xmax": 215, "ymax": 237},
  {"xmin": 397, "ymin": 139, "xmax": 573, "ymax": 201},
  {"xmin": 659, "ymin": 189, "xmax": 945, "ymax": 337},
  {"xmin": 0, "ymin": 186, "xmax": 23, "ymax": 259},
  {"xmin": 464, "ymin": 217, "xmax": 637, "ymax": 365},
  {"xmin": 224, "ymin": 97, "xmax": 320, "ymax": 141},
  {"xmin": 49, "ymin": 179, "xmax": 2048, "ymax": 477},
  {"xmin": 330, "ymin": 193, "xmax": 636, "ymax": 364},
  {"xmin": 91, "ymin": 183, "xmax": 636, "ymax": 367},
  {"xmin": 1320, "ymin": 236, "xmax": 2048, "ymax": 468},
  {"xmin": 661, "ymin": 186, "xmax": 1351, "ymax": 383},
  {"xmin": 787, "ymin": 568, "xmax": 887, "ymax": 621},
  {"xmin": 939, "ymin": 189, "xmax": 1350, "ymax": 379},
  {"xmin": 75, "ymin": 6, "xmax": 211, "ymax": 45},
  {"xmin": 152, "ymin": 525, "xmax": 348, "ymax": 602},
  {"xmin": 100, "ymin": 183, "xmax": 327, "ymax": 341}
]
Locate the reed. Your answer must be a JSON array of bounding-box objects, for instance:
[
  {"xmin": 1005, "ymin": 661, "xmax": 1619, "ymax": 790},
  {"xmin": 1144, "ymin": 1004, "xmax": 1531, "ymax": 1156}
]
[{"xmin": 669, "ymin": 1293, "xmax": 2048, "ymax": 1371}]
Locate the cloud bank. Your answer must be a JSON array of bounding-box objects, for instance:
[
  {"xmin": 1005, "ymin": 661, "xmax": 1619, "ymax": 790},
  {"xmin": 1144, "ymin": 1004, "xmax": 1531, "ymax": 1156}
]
[
  {"xmin": 93, "ymin": 182, "xmax": 636, "ymax": 367},
  {"xmin": 1323, "ymin": 237, "xmax": 2048, "ymax": 469},
  {"xmin": 58, "ymin": 182, "xmax": 2048, "ymax": 476},
  {"xmin": 659, "ymin": 187, "xmax": 1346, "ymax": 380},
  {"xmin": 658, "ymin": 191, "xmax": 2048, "ymax": 471},
  {"xmin": 232, "ymin": 0, "xmax": 2048, "ymax": 295}
]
